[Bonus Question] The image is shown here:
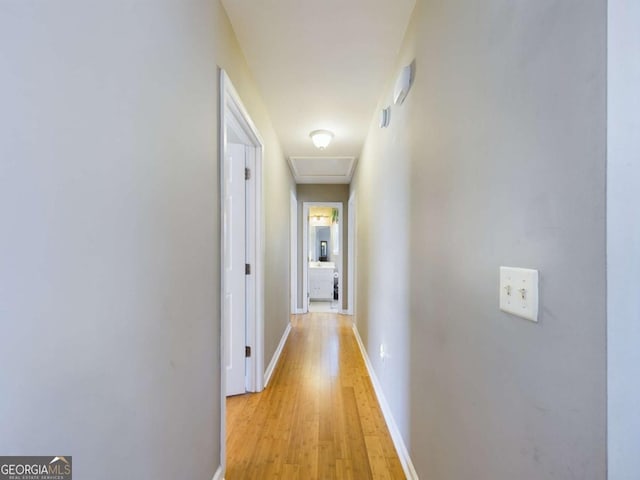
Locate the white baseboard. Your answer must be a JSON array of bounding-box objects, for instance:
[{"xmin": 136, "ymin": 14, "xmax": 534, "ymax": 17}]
[
  {"xmin": 264, "ymin": 323, "xmax": 292, "ymax": 387},
  {"xmin": 352, "ymin": 325, "xmax": 419, "ymax": 480},
  {"xmin": 212, "ymin": 465, "xmax": 224, "ymax": 480}
]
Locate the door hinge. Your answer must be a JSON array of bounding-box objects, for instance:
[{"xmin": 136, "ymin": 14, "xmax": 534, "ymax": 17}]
[
  {"xmin": 245, "ymin": 263, "xmax": 251, "ymax": 275},
  {"xmin": 245, "ymin": 167, "xmax": 251, "ymax": 180},
  {"xmin": 245, "ymin": 346, "xmax": 251, "ymax": 358}
]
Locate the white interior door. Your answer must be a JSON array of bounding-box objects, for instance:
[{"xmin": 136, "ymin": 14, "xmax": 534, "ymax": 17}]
[
  {"xmin": 224, "ymin": 142, "xmax": 246, "ymax": 396},
  {"xmin": 290, "ymin": 191, "xmax": 297, "ymax": 314}
]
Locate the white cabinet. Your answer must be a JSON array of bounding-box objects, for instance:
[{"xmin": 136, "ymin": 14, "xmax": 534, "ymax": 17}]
[{"xmin": 309, "ymin": 267, "xmax": 334, "ymax": 300}]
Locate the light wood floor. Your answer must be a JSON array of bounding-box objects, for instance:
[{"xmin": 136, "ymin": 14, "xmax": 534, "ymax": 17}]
[{"xmin": 226, "ymin": 312, "xmax": 405, "ymax": 479}]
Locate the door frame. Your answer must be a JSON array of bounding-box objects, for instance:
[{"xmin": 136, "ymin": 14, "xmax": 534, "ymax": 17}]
[
  {"xmin": 219, "ymin": 69, "xmax": 265, "ymax": 473},
  {"xmin": 302, "ymin": 201, "xmax": 343, "ymax": 313},
  {"xmin": 290, "ymin": 191, "xmax": 298, "ymax": 314},
  {"xmin": 347, "ymin": 190, "xmax": 356, "ymax": 316}
]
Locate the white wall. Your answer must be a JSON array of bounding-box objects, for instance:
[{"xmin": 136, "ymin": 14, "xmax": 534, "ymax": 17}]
[
  {"xmin": 607, "ymin": 0, "xmax": 640, "ymax": 478},
  {"xmin": 352, "ymin": 1, "xmax": 607, "ymax": 478},
  {"xmin": 0, "ymin": 1, "xmax": 293, "ymax": 478},
  {"xmin": 262, "ymin": 132, "xmax": 296, "ymax": 362}
]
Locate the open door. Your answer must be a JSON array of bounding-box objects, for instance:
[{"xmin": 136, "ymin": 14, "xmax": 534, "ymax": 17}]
[{"xmin": 224, "ymin": 143, "xmax": 247, "ymax": 396}]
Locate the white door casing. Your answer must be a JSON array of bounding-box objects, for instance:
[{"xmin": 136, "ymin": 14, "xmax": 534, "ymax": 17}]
[
  {"xmin": 302, "ymin": 202, "xmax": 343, "ymax": 313},
  {"xmin": 220, "ymin": 69, "xmax": 265, "ymax": 475},
  {"xmin": 290, "ymin": 191, "xmax": 298, "ymax": 314},
  {"xmin": 348, "ymin": 191, "xmax": 356, "ymax": 316}
]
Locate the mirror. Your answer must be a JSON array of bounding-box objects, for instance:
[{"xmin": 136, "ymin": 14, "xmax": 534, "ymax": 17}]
[
  {"xmin": 309, "ymin": 224, "xmax": 335, "ymax": 262},
  {"xmin": 320, "ymin": 240, "xmax": 328, "ymax": 261}
]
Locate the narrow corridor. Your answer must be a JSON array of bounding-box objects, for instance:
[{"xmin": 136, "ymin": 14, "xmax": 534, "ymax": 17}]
[{"xmin": 226, "ymin": 313, "xmax": 404, "ymax": 479}]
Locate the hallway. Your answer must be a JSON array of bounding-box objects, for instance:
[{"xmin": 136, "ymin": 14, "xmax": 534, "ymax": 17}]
[
  {"xmin": 1, "ymin": 2, "xmax": 637, "ymax": 479},
  {"xmin": 226, "ymin": 313, "xmax": 404, "ymax": 479}
]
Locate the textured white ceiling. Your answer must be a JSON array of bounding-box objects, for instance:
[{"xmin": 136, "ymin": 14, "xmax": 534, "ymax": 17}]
[{"xmin": 222, "ymin": 0, "xmax": 415, "ymax": 181}]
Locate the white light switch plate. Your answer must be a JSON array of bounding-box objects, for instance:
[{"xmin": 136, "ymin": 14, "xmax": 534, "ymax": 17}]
[{"xmin": 499, "ymin": 267, "xmax": 539, "ymax": 322}]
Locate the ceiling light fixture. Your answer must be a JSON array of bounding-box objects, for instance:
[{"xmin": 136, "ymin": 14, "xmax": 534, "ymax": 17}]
[{"xmin": 309, "ymin": 129, "xmax": 334, "ymax": 150}]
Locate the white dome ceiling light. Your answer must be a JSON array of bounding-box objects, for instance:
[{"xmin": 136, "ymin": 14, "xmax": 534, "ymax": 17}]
[{"xmin": 309, "ymin": 129, "xmax": 334, "ymax": 150}]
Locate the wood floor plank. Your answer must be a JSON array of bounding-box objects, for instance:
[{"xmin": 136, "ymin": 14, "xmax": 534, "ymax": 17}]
[
  {"xmin": 226, "ymin": 312, "xmax": 406, "ymax": 479},
  {"xmin": 342, "ymin": 385, "xmax": 374, "ymax": 480},
  {"xmin": 365, "ymin": 435, "xmax": 393, "ymax": 480}
]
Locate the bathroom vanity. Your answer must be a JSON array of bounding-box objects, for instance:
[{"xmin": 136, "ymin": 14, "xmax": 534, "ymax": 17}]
[{"xmin": 308, "ymin": 262, "xmax": 335, "ymax": 300}]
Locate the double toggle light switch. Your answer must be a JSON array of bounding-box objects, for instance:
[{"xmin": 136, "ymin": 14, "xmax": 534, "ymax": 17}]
[{"xmin": 499, "ymin": 267, "xmax": 539, "ymax": 322}]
